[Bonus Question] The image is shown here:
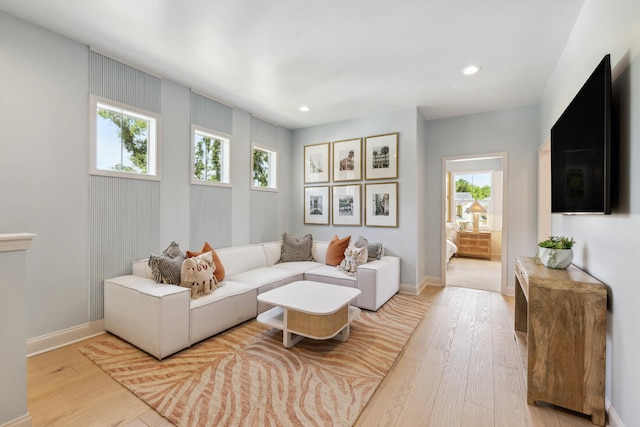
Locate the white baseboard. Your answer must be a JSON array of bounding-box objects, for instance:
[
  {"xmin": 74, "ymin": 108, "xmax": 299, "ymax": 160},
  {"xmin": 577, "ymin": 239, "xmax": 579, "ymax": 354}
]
[
  {"xmin": 399, "ymin": 276, "xmax": 442, "ymax": 296},
  {"xmin": 0, "ymin": 413, "xmax": 32, "ymax": 427},
  {"xmin": 606, "ymin": 399, "xmax": 624, "ymax": 427},
  {"xmin": 27, "ymin": 320, "xmax": 105, "ymax": 357}
]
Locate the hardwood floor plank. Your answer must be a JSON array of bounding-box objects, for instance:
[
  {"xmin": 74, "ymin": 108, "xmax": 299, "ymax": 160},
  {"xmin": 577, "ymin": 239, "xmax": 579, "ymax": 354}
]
[
  {"xmin": 491, "ymin": 302, "xmax": 519, "ymax": 369},
  {"xmin": 355, "ymin": 354, "xmax": 423, "ymax": 426},
  {"xmin": 427, "ymin": 336, "xmax": 472, "ymax": 426},
  {"xmin": 462, "ymin": 401, "xmax": 494, "ymax": 427},
  {"xmin": 394, "ymin": 348, "xmax": 448, "ymax": 427},
  {"xmin": 493, "ymin": 364, "xmax": 531, "ymax": 427},
  {"xmin": 465, "ymin": 318, "xmax": 494, "ymax": 410},
  {"xmin": 403, "ymin": 304, "xmax": 446, "ymax": 359}
]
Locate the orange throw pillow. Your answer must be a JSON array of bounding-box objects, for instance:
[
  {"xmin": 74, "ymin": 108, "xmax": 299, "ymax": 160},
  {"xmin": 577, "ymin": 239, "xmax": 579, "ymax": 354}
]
[
  {"xmin": 186, "ymin": 241, "xmax": 226, "ymax": 282},
  {"xmin": 326, "ymin": 235, "xmax": 351, "ymax": 266}
]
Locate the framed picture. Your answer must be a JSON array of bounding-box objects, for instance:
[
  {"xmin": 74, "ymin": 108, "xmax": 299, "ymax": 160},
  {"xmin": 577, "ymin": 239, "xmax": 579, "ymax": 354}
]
[
  {"xmin": 332, "ymin": 184, "xmax": 361, "ymax": 226},
  {"xmin": 332, "ymin": 138, "xmax": 362, "ymax": 182},
  {"xmin": 304, "ymin": 186, "xmax": 330, "ymax": 225},
  {"xmin": 365, "ymin": 133, "xmax": 398, "ymax": 180},
  {"xmin": 304, "ymin": 143, "xmax": 330, "ymax": 183},
  {"xmin": 365, "ymin": 182, "xmax": 398, "ymax": 227}
]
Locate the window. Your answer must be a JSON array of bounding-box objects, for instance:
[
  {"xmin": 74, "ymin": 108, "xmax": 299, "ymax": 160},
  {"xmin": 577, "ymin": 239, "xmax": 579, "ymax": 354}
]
[
  {"xmin": 91, "ymin": 96, "xmax": 160, "ymax": 179},
  {"xmin": 191, "ymin": 126, "xmax": 231, "ymax": 186},
  {"xmin": 453, "ymin": 172, "xmax": 492, "ymax": 229},
  {"xmin": 251, "ymin": 144, "xmax": 278, "ymax": 190}
]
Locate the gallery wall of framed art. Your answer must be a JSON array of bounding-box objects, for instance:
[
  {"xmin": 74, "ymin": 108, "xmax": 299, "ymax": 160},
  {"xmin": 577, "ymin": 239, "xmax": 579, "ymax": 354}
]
[{"xmin": 303, "ymin": 131, "xmax": 399, "ymax": 227}]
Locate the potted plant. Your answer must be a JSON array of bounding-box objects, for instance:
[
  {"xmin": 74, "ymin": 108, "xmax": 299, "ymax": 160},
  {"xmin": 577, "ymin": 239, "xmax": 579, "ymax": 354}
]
[{"xmin": 536, "ymin": 236, "xmax": 575, "ymax": 269}]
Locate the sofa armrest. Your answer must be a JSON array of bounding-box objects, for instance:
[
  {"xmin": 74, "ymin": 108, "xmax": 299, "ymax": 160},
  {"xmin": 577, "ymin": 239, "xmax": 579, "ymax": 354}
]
[
  {"xmin": 104, "ymin": 275, "xmax": 190, "ymax": 359},
  {"xmin": 356, "ymin": 256, "xmax": 400, "ymax": 311}
]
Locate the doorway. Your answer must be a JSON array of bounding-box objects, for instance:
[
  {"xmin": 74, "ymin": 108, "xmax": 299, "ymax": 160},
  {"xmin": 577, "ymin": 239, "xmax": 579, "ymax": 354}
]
[{"xmin": 442, "ymin": 153, "xmax": 508, "ymax": 294}]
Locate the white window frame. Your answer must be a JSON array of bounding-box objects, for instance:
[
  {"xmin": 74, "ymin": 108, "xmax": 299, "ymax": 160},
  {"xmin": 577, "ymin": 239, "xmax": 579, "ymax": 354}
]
[
  {"xmin": 90, "ymin": 95, "xmax": 161, "ymax": 181},
  {"xmin": 251, "ymin": 143, "xmax": 278, "ymax": 192},
  {"xmin": 191, "ymin": 125, "xmax": 231, "ymax": 187}
]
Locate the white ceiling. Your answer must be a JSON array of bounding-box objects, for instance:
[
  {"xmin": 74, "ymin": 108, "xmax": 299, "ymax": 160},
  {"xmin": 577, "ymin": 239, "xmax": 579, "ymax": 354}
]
[{"xmin": 0, "ymin": 0, "xmax": 585, "ymax": 129}]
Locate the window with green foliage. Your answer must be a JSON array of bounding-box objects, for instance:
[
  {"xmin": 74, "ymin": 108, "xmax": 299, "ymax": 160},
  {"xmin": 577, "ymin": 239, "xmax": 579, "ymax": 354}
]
[
  {"xmin": 454, "ymin": 172, "xmax": 491, "ymax": 228},
  {"xmin": 91, "ymin": 97, "xmax": 159, "ymax": 179},
  {"xmin": 192, "ymin": 127, "xmax": 230, "ymax": 185},
  {"xmin": 252, "ymin": 144, "xmax": 277, "ymax": 190}
]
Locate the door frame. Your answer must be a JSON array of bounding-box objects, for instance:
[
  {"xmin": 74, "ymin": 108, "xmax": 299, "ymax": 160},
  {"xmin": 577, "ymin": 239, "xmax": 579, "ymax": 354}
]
[{"xmin": 441, "ymin": 152, "xmax": 509, "ymax": 295}]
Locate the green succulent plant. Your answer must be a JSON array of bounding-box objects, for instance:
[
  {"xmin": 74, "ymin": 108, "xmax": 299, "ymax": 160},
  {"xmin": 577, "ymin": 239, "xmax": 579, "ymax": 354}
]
[{"xmin": 538, "ymin": 235, "xmax": 575, "ymax": 249}]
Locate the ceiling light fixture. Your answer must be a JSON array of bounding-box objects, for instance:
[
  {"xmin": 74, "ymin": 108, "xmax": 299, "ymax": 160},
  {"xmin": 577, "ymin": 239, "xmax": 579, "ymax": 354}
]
[
  {"xmin": 462, "ymin": 65, "xmax": 480, "ymax": 75},
  {"xmin": 299, "ymin": 106, "xmax": 310, "ymax": 112}
]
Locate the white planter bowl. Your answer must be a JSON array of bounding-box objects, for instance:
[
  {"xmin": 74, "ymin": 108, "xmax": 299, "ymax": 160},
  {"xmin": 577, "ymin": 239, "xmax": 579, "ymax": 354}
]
[{"xmin": 537, "ymin": 247, "xmax": 573, "ymax": 269}]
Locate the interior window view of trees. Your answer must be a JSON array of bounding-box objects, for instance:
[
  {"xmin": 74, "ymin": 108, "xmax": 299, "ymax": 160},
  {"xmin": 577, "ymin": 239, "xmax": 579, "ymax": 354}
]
[
  {"xmin": 96, "ymin": 103, "xmax": 154, "ymax": 175},
  {"xmin": 252, "ymin": 146, "xmax": 277, "ymax": 189},
  {"xmin": 193, "ymin": 130, "xmax": 230, "ymax": 184},
  {"xmin": 454, "ymin": 172, "xmax": 491, "ymax": 228}
]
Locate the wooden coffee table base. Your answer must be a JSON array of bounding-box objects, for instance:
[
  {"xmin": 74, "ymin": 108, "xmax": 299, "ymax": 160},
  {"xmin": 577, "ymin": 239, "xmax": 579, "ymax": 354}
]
[{"xmin": 257, "ymin": 304, "xmax": 361, "ymax": 348}]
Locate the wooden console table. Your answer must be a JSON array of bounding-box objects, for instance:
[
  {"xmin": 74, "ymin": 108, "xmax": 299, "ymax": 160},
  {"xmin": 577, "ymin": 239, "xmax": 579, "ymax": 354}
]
[{"xmin": 514, "ymin": 256, "xmax": 607, "ymax": 426}]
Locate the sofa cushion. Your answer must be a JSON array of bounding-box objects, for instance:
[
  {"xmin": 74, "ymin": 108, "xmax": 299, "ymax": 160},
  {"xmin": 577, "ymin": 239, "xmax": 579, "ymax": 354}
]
[
  {"xmin": 227, "ymin": 267, "xmax": 301, "ymax": 289},
  {"xmin": 132, "ymin": 259, "xmax": 153, "ymax": 278},
  {"xmin": 279, "ymin": 233, "xmax": 314, "ymax": 262},
  {"xmin": 148, "ymin": 242, "xmax": 185, "ymax": 285},
  {"xmin": 262, "ymin": 241, "xmax": 282, "ymax": 266},
  {"xmin": 217, "ymin": 244, "xmax": 267, "ymax": 277},
  {"xmin": 186, "ymin": 241, "xmax": 226, "ymax": 282},
  {"xmin": 326, "ymin": 235, "xmax": 351, "ymax": 266},
  {"xmin": 304, "ymin": 265, "xmax": 357, "ymax": 288},
  {"xmin": 312, "ymin": 242, "xmax": 328, "ymax": 264},
  {"xmin": 272, "ymin": 261, "xmax": 324, "ymax": 274}
]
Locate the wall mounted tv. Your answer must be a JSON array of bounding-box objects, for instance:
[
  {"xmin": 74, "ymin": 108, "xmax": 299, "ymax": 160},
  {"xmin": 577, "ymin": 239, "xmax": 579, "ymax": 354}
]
[{"xmin": 551, "ymin": 54, "xmax": 612, "ymax": 214}]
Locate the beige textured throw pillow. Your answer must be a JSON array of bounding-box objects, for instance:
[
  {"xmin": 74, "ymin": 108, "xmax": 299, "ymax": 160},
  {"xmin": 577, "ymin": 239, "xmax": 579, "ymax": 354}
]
[
  {"xmin": 279, "ymin": 232, "xmax": 314, "ymax": 262},
  {"xmin": 338, "ymin": 243, "xmax": 368, "ymax": 276},
  {"xmin": 180, "ymin": 251, "xmax": 221, "ymax": 298}
]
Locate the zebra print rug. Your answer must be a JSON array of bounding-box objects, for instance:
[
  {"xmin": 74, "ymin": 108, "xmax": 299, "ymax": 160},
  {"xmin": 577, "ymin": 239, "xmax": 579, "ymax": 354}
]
[{"xmin": 80, "ymin": 294, "xmax": 430, "ymax": 426}]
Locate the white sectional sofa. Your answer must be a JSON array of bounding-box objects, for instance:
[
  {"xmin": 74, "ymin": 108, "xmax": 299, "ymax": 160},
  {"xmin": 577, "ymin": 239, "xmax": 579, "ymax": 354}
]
[{"xmin": 104, "ymin": 240, "xmax": 400, "ymax": 359}]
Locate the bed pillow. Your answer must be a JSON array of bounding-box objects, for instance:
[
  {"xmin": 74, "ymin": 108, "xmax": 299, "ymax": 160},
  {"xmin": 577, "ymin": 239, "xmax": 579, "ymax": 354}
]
[
  {"xmin": 325, "ymin": 235, "xmax": 351, "ymax": 266},
  {"xmin": 279, "ymin": 233, "xmax": 314, "ymax": 262},
  {"xmin": 186, "ymin": 241, "xmax": 226, "ymax": 282},
  {"xmin": 148, "ymin": 241, "xmax": 185, "ymax": 285}
]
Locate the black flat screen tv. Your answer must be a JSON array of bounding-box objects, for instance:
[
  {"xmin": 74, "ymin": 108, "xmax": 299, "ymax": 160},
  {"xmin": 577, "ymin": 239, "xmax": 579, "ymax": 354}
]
[{"xmin": 551, "ymin": 54, "xmax": 612, "ymax": 214}]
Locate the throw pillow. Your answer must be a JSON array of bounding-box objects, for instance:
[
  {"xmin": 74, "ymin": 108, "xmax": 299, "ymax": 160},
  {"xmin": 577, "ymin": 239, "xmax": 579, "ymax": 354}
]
[
  {"xmin": 325, "ymin": 235, "xmax": 351, "ymax": 266},
  {"xmin": 338, "ymin": 243, "xmax": 368, "ymax": 276},
  {"xmin": 148, "ymin": 241, "xmax": 185, "ymax": 285},
  {"xmin": 367, "ymin": 242, "xmax": 385, "ymax": 262},
  {"xmin": 279, "ymin": 232, "xmax": 314, "ymax": 263},
  {"xmin": 186, "ymin": 241, "xmax": 226, "ymax": 282},
  {"xmin": 353, "ymin": 235, "xmax": 368, "ymax": 249},
  {"xmin": 180, "ymin": 251, "xmax": 221, "ymax": 298}
]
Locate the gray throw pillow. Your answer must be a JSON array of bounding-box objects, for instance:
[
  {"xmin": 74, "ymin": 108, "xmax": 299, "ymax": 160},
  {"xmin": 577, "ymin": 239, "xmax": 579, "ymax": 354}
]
[
  {"xmin": 353, "ymin": 235, "xmax": 368, "ymax": 248},
  {"xmin": 367, "ymin": 242, "xmax": 385, "ymax": 262},
  {"xmin": 148, "ymin": 241, "xmax": 185, "ymax": 285},
  {"xmin": 279, "ymin": 233, "xmax": 314, "ymax": 262}
]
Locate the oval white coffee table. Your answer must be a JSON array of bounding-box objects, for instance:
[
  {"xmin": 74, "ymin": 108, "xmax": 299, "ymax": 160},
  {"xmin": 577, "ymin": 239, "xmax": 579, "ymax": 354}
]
[{"xmin": 256, "ymin": 281, "xmax": 361, "ymax": 348}]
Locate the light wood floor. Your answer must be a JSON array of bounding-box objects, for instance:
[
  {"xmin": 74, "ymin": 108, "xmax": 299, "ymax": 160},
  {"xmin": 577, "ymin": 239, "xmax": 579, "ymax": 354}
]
[{"xmin": 27, "ymin": 286, "xmax": 596, "ymax": 426}]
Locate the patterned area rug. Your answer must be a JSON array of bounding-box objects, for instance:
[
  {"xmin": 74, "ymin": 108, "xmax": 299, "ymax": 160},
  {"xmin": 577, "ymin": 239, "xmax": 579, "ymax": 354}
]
[{"xmin": 80, "ymin": 294, "xmax": 430, "ymax": 427}]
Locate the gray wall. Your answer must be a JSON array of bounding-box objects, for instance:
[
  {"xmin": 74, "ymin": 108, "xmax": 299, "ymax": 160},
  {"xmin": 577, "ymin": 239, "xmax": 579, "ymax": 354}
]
[
  {"xmin": 540, "ymin": 1, "xmax": 640, "ymax": 425},
  {"xmin": 0, "ymin": 11, "xmax": 292, "ymax": 340},
  {"xmin": 292, "ymin": 109, "xmax": 419, "ymax": 288},
  {"xmin": 424, "ymin": 105, "xmax": 541, "ymax": 290},
  {"xmin": 1, "ymin": 11, "xmax": 90, "ymax": 337}
]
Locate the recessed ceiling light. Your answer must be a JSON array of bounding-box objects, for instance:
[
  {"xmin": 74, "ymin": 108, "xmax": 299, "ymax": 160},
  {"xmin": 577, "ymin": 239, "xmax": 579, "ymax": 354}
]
[
  {"xmin": 462, "ymin": 65, "xmax": 480, "ymax": 75},
  {"xmin": 299, "ymin": 106, "xmax": 310, "ymax": 112}
]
